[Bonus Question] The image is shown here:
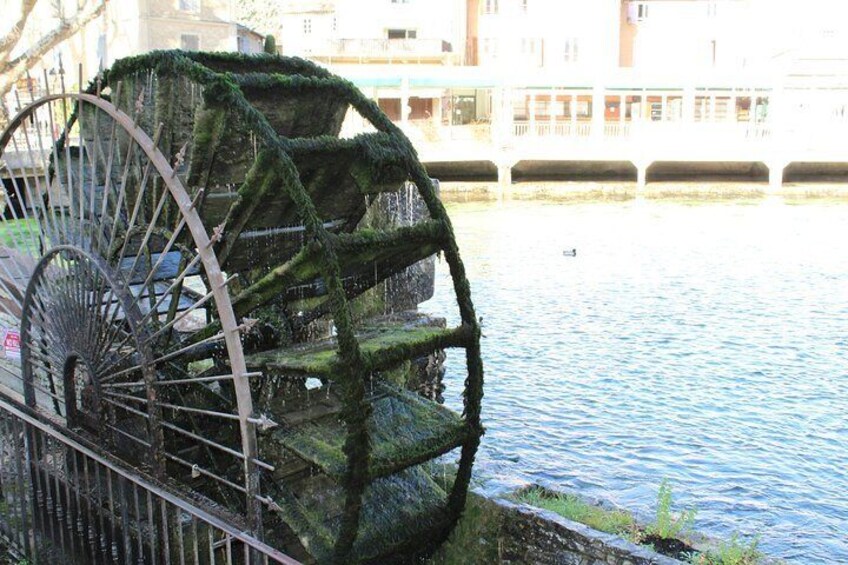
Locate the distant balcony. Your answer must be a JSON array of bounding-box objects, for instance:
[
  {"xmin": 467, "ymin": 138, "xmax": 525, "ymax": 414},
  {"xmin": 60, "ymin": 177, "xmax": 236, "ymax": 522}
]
[{"xmin": 309, "ymin": 38, "xmax": 458, "ymax": 64}]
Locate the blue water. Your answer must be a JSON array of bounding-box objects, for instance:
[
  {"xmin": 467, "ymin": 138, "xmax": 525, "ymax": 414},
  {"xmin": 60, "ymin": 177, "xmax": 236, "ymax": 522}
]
[{"xmin": 423, "ymin": 197, "xmax": 848, "ymax": 564}]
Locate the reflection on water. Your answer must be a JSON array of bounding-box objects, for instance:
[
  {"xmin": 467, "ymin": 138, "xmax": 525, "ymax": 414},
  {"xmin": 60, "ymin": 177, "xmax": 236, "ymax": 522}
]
[{"xmin": 423, "ymin": 194, "xmax": 848, "ymax": 564}]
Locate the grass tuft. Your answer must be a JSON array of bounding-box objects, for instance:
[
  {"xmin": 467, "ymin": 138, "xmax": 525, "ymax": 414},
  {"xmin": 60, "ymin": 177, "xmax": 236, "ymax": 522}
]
[
  {"xmin": 685, "ymin": 534, "xmax": 763, "ymax": 565},
  {"xmin": 512, "ymin": 487, "xmax": 635, "ymax": 536}
]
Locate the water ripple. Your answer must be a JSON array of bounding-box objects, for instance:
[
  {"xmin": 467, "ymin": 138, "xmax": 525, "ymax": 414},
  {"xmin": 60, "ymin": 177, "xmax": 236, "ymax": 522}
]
[{"xmin": 424, "ymin": 198, "xmax": 848, "ymax": 564}]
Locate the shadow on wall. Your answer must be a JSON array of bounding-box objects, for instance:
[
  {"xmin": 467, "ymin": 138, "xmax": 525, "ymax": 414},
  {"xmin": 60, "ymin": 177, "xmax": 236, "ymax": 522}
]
[
  {"xmin": 424, "ymin": 160, "xmax": 498, "ymax": 181},
  {"xmin": 513, "ymin": 160, "xmax": 638, "ymax": 182},
  {"xmin": 647, "ymin": 161, "xmax": 769, "ymax": 183},
  {"xmin": 783, "ymin": 162, "xmax": 848, "ymax": 183}
]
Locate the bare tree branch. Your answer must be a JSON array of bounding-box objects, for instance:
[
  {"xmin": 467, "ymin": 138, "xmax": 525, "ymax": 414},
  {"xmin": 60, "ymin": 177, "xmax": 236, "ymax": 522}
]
[
  {"xmin": 0, "ymin": 0, "xmax": 107, "ymax": 97},
  {"xmin": 0, "ymin": 0, "xmax": 39, "ymax": 61}
]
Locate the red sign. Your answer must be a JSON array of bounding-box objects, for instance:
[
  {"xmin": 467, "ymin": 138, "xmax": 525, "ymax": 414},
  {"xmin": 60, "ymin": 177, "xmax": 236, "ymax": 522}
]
[{"xmin": 4, "ymin": 330, "xmax": 20, "ymax": 360}]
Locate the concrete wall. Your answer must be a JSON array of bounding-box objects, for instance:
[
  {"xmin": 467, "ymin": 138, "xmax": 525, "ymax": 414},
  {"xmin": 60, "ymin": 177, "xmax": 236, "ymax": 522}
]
[
  {"xmin": 142, "ymin": 18, "xmax": 236, "ymax": 52},
  {"xmin": 15, "ymin": 0, "xmax": 238, "ymax": 91},
  {"xmin": 140, "ymin": 0, "xmax": 236, "ymax": 52}
]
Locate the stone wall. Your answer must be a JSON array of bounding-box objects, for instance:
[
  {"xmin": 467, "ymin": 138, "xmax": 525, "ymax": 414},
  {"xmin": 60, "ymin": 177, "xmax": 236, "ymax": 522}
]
[
  {"xmin": 495, "ymin": 498, "xmax": 683, "ymax": 565},
  {"xmin": 432, "ymin": 494, "xmax": 684, "ymax": 565}
]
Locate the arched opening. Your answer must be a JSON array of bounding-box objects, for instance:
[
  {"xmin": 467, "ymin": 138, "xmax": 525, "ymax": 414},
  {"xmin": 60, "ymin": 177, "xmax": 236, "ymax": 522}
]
[
  {"xmin": 423, "ymin": 160, "xmax": 498, "ymax": 181},
  {"xmin": 783, "ymin": 162, "xmax": 848, "ymax": 183},
  {"xmin": 513, "ymin": 160, "xmax": 637, "ymax": 182},
  {"xmin": 62, "ymin": 355, "xmax": 101, "ymax": 432},
  {"xmin": 646, "ymin": 161, "xmax": 768, "ymax": 183}
]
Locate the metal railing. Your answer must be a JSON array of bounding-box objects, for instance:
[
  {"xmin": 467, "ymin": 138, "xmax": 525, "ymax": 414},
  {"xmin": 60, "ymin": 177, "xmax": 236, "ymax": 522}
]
[{"xmin": 0, "ymin": 394, "xmax": 299, "ymax": 565}]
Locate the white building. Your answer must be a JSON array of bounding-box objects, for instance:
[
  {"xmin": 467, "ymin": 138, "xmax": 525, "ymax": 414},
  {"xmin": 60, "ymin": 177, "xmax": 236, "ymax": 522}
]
[
  {"xmin": 4, "ymin": 0, "xmax": 257, "ymax": 113},
  {"xmin": 279, "ymin": 0, "xmax": 467, "ymax": 65},
  {"xmin": 619, "ymin": 0, "xmax": 753, "ymax": 70},
  {"xmin": 473, "ymin": 0, "xmax": 621, "ymax": 70}
]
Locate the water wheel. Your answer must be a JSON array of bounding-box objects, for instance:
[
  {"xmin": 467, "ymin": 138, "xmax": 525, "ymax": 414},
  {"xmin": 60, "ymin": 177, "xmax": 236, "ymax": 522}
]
[{"xmin": 0, "ymin": 52, "xmax": 483, "ymax": 563}]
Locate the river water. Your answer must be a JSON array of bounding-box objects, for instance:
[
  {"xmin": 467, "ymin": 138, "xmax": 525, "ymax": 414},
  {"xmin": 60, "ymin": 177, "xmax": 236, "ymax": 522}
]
[{"xmin": 422, "ymin": 194, "xmax": 848, "ymax": 563}]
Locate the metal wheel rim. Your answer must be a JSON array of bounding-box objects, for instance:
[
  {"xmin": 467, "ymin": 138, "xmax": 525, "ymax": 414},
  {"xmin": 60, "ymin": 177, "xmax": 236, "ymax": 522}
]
[{"xmin": 0, "ymin": 91, "xmax": 261, "ymax": 525}]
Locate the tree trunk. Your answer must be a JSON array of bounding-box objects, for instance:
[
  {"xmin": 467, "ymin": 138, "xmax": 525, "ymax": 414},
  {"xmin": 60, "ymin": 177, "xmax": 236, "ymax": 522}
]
[{"xmin": 0, "ymin": 101, "xmax": 9, "ymax": 133}]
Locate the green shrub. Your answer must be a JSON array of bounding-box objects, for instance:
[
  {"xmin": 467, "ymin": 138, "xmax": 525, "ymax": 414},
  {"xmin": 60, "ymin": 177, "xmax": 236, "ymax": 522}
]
[
  {"xmin": 647, "ymin": 479, "xmax": 697, "ymax": 539},
  {"xmin": 687, "ymin": 534, "xmax": 762, "ymax": 565},
  {"xmin": 264, "ymin": 35, "xmax": 277, "ymax": 54}
]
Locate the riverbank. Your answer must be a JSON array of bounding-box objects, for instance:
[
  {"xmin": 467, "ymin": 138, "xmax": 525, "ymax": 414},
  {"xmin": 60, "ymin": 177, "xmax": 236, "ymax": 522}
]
[
  {"xmin": 430, "ymin": 485, "xmax": 782, "ymax": 565},
  {"xmin": 439, "ymin": 181, "xmax": 848, "ymax": 203}
]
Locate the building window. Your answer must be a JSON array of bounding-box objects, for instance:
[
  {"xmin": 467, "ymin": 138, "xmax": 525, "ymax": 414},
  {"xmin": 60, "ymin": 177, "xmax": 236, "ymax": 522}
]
[
  {"xmin": 482, "ymin": 38, "xmax": 498, "ymax": 58},
  {"xmin": 483, "ymin": 0, "xmax": 498, "ymax": 15},
  {"xmin": 563, "ymin": 38, "xmax": 579, "ymax": 63},
  {"xmin": 521, "ymin": 38, "xmax": 536, "ymax": 55},
  {"xmin": 387, "ymin": 29, "xmax": 417, "ymax": 39},
  {"xmin": 303, "ymin": 18, "xmax": 312, "ymax": 34},
  {"xmin": 180, "ymin": 34, "xmax": 200, "ymax": 51},
  {"xmin": 96, "ymin": 33, "xmax": 107, "ymax": 63},
  {"xmin": 707, "ymin": 1, "xmax": 718, "ymax": 17},
  {"xmin": 332, "ymin": 16, "xmax": 337, "ymax": 32},
  {"xmin": 628, "ymin": 1, "xmax": 648, "ymax": 22},
  {"xmin": 179, "ymin": 0, "xmax": 200, "ymax": 13}
]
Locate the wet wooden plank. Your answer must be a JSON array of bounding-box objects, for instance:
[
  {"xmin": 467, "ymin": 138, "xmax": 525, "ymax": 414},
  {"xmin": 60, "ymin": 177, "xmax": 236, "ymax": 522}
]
[{"xmin": 118, "ymin": 251, "xmax": 199, "ymax": 284}]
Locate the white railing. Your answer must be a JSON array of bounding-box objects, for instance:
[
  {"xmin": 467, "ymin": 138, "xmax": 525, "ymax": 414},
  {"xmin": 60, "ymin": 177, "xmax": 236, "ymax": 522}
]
[
  {"xmin": 400, "ymin": 120, "xmax": 493, "ymax": 143},
  {"xmin": 330, "ymin": 38, "xmax": 450, "ymax": 56},
  {"xmin": 313, "ymin": 38, "xmax": 458, "ymax": 64},
  {"xmin": 513, "ymin": 121, "xmax": 593, "ymax": 137},
  {"xmin": 509, "ymin": 120, "xmax": 774, "ymax": 143},
  {"xmin": 604, "ymin": 123, "xmax": 631, "ymax": 138}
]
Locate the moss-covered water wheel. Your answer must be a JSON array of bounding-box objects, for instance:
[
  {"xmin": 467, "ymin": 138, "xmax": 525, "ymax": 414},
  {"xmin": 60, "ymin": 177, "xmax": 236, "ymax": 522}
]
[{"xmin": 0, "ymin": 51, "xmax": 483, "ymax": 563}]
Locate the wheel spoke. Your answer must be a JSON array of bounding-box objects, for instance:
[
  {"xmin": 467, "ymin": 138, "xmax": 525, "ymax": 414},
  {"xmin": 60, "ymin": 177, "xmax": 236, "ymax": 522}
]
[{"xmin": 3, "ymin": 87, "xmax": 259, "ymax": 522}]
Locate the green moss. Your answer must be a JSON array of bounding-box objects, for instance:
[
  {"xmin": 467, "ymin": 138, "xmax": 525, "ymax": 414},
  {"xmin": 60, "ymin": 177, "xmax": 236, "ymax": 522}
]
[
  {"xmin": 429, "ymin": 494, "xmax": 503, "ymax": 565},
  {"xmin": 231, "ymin": 242, "xmax": 322, "ymax": 318},
  {"xmin": 93, "ymin": 48, "xmax": 484, "ymax": 562},
  {"xmin": 243, "ymin": 324, "xmax": 468, "ymax": 376},
  {"xmin": 347, "ymin": 283, "xmax": 387, "ymax": 322},
  {"xmin": 186, "ymin": 106, "xmax": 228, "ymax": 189},
  {"xmin": 272, "ymin": 385, "xmax": 467, "ymax": 480},
  {"xmin": 380, "ymin": 359, "xmax": 411, "ymax": 387},
  {"xmin": 512, "ymin": 487, "xmax": 635, "ymax": 536}
]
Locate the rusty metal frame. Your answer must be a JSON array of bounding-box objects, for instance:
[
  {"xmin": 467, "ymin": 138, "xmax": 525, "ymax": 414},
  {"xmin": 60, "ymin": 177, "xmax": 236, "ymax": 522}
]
[
  {"xmin": 0, "ymin": 93, "xmax": 261, "ymax": 529},
  {"xmin": 0, "ymin": 393, "xmax": 299, "ymax": 564},
  {"xmin": 20, "ymin": 245, "xmax": 162, "ymax": 472}
]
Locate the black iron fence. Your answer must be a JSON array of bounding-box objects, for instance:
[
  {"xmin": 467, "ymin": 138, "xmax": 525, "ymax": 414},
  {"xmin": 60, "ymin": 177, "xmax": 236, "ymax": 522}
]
[{"xmin": 0, "ymin": 394, "xmax": 299, "ymax": 564}]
